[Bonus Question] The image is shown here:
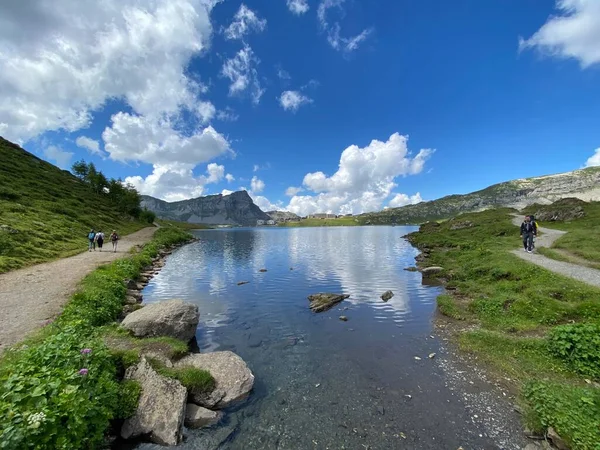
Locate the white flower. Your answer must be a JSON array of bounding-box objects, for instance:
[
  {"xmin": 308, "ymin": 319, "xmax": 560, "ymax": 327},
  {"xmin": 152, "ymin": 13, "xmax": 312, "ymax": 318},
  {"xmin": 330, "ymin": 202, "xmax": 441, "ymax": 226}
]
[{"xmin": 27, "ymin": 412, "xmax": 46, "ymax": 428}]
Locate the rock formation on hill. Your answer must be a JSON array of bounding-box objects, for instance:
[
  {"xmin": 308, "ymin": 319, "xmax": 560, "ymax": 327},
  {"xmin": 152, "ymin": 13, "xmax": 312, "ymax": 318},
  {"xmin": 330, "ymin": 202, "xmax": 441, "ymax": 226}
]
[
  {"xmin": 141, "ymin": 191, "xmax": 271, "ymax": 226},
  {"xmin": 266, "ymin": 210, "xmax": 300, "ymax": 222}
]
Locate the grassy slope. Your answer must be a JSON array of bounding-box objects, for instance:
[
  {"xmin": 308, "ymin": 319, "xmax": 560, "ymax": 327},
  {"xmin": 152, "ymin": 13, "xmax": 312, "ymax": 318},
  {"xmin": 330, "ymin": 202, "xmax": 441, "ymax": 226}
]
[
  {"xmin": 408, "ymin": 208, "xmax": 600, "ymax": 449},
  {"xmin": 0, "ymin": 138, "xmax": 146, "ymax": 273},
  {"xmin": 278, "ymin": 217, "xmax": 361, "ymax": 227}
]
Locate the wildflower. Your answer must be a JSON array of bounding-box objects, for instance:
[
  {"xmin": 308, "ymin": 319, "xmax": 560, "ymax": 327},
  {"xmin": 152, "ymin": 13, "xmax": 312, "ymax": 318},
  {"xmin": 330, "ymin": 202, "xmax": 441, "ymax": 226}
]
[
  {"xmin": 80, "ymin": 348, "xmax": 92, "ymax": 355},
  {"xmin": 27, "ymin": 412, "xmax": 46, "ymax": 428},
  {"xmin": 78, "ymin": 368, "xmax": 89, "ymax": 376}
]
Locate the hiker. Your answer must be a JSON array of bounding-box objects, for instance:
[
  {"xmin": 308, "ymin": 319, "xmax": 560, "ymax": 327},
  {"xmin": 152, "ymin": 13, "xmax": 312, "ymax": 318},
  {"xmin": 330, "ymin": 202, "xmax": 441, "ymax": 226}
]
[
  {"xmin": 95, "ymin": 230, "xmax": 105, "ymax": 252},
  {"xmin": 87, "ymin": 229, "xmax": 96, "ymax": 252},
  {"xmin": 520, "ymin": 215, "xmax": 537, "ymax": 253},
  {"xmin": 110, "ymin": 230, "xmax": 119, "ymax": 253}
]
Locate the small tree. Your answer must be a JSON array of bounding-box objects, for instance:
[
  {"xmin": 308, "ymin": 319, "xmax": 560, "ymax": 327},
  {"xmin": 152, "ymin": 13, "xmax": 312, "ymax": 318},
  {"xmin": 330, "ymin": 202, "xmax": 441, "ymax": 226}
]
[{"xmin": 71, "ymin": 160, "xmax": 89, "ymax": 180}]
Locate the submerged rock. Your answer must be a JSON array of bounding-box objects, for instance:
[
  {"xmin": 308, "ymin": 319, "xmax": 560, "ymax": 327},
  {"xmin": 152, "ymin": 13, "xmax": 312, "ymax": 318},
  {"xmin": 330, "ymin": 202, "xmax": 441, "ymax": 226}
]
[
  {"xmin": 121, "ymin": 299, "xmax": 199, "ymax": 342},
  {"xmin": 381, "ymin": 290, "xmax": 394, "ymax": 302},
  {"xmin": 237, "ymin": 281, "xmax": 250, "ymax": 286},
  {"xmin": 339, "ymin": 316, "xmax": 348, "ymax": 322},
  {"xmin": 175, "ymin": 351, "xmax": 255, "ymax": 409},
  {"xmin": 259, "ymin": 269, "xmax": 268, "ymax": 273},
  {"xmin": 121, "ymin": 358, "xmax": 187, "ymax": 446},
  {"xmin": 421, "ymin": 266, "xmax": 444, "ymax": 275},
  {"xmin": 308, "ymin": 293, "xmax": 350, "ymax": 313},
  {"xmin": 185, "ymin": 404, "xmax": 222, "ymax": 429},
  {"xmin": 404, "ymin": 267, "xmax": 419, "ymax": 272}
]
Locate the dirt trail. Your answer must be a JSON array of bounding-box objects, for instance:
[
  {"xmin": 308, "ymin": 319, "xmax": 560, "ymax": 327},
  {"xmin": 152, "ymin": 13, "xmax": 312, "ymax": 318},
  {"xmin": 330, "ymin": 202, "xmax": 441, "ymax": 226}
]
[
  {"xmin": 0, "ymin": 227, "xmax": 157, "ymax": 352},
  {"xmin": 510, "ymin": 215, "xmax": 600, "ymax": 288}
]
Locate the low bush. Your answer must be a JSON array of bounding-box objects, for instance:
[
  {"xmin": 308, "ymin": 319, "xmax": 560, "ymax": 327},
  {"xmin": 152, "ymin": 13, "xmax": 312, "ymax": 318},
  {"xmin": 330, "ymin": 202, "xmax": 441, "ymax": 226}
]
[{"xmin": 548, "ymin": 323, "xmax": 600, "ymax": 379}]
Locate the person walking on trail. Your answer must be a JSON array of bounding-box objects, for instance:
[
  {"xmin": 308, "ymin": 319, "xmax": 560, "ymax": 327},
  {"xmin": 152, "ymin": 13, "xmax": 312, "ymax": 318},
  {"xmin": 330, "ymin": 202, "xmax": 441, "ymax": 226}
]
[
  {"xmin": 520, "ymin": 215, "xmax": 537, "ymax": 253},
  {"xmin": 110, "ymin": 230, "xmax": 119, "ymax": 253},
  {"xmin": 87, "ymin": 229, "xmax": 96, "ymax": 252},
  {"xmin": 95, "ymin": 230, "xmax": 105, "ymax": 252}
]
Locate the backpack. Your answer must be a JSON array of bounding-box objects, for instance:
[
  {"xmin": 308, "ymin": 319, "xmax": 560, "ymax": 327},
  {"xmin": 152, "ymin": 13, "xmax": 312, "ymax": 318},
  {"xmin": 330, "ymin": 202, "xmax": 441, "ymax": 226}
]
[{"xmin": 88, "ymin": 232, "xmax": 95, "ymax": 240}]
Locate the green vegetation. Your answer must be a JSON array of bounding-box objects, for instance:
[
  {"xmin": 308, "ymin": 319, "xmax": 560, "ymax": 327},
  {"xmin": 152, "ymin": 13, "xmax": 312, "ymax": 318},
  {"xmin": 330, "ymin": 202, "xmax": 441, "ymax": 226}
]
[
  {"xmin": 0, "ymin": 138, "xmax": 151, "ymax": 273},
  {"xmin": 407, "ymin": 205, "xmax": 600, "ymax": 448},
  {"xmin": 148, "ymin": 359, "xmax": 215, "ymax": 394},
  {"xmin": 157, "ymin": 219, "xmax": 213, "ymax": 230},
  {"xmin": 279, "ymin": 216, "xmax": 361, "ymax": 227},
  {"xmin": 0, "ymin": 227, "xmax": 192, "ymax": 449}
]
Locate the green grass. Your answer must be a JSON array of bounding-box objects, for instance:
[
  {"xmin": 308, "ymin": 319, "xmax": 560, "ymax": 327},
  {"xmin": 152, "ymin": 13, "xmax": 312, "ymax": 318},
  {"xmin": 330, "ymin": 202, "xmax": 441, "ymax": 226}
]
[
  {"xmin": 156, "ymin": 219, "xmax": 213, "ymax": 230},
  {"xmin": 408, "ymin": 205, "xmax": 600, "ymax": 448},
  {"xmin": 279, "ymin": 217, "xmax": 361, "ymax": 227},
  {"xmin": 152, "ymin": 364, "xmax": 215, "ymax": 394},
  {"xmin": 0, "ymin": 138, "xmax": 147, "ymax": 273},
  {"xmin": 0, "ymin": 227, "xmax": 192, "ymax": 449}
]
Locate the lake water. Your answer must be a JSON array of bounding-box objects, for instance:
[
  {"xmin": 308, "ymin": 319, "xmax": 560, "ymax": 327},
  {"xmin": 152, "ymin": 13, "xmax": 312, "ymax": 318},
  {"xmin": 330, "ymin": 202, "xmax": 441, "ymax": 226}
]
[{"xmin": 137, "ymin": 226, "xmax": 507, "ymax": 450}]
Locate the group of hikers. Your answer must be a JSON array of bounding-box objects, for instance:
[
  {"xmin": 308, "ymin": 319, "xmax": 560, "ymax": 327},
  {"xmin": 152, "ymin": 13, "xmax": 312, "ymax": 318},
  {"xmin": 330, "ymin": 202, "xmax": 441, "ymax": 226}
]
[
  {"xmin": 520, "ymin": 214, "xmax": 538, "ymax": 253},
  {"xmin": 87, "ymin": 229, "xmax": 119, "ymax": 253}
]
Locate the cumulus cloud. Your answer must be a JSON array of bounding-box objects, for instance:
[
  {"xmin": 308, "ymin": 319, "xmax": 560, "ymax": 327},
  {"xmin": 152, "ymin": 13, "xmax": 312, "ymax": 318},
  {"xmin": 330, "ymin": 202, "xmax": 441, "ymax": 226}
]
[
  {"xmin": 317, "ymin": 0, "xmax": 372, "ymax": 52},
  {"xmin": 286, "ymin": 133, "xmax": 433, "ymax": 215},
  {"xmin": 0, "ymin": 0, "xmax": 218, "ymax": 143},
  {"xmin": 250, "ymin": 176, "xmax": 265, "ymax": 194},
  {"xmin": 75, "ymin": 136, "xmax": 102, "ymax": 156},
  {"xmin": 252, "ymin": 195, "xmax": 283, "ymax": 212},
  {"xmin": 222, "ymin": 44, "xmax": 265, "ymax": 104},
  {"xmin": 285, "ymin": 186, "xmax": 304, "ymax": 196},
  {"xmin": 43, "ymin": 146, "xmax": 74, "ymax": 169},
  {"xmin": 519, "ymin": 0, "xmax": 600, "ymax": 68},
  {"xmin": 221, "ymin": 189, "xmax": 234, "ymax": 196},
  {"xmin": 279, "ymin": 90, "xmax": 313, "ymax": 112},
  {"xmin": 388, "ymin": 192, "xmax": 423, "ymax": 208},
  {"xmin": 223, "ymin": 4, "xmax": 266, "ymax": 40},
  {"xmin": 287, "ymin": 0, "xmax": 310, "ymax": 15},
  {"xmin": 584, "ymin": 148, "xmax": 600, "ymax": 167},
  {"xmin": 225, "ymin": 173, "xmax": 235, "ymax": 183}
]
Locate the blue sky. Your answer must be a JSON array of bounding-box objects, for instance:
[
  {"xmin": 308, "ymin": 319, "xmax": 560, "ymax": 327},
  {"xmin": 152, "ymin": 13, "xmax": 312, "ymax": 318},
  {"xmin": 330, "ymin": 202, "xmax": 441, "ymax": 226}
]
[{"xmin": 1, "ymin": 0, "xmax": 600, "ymax": 214}]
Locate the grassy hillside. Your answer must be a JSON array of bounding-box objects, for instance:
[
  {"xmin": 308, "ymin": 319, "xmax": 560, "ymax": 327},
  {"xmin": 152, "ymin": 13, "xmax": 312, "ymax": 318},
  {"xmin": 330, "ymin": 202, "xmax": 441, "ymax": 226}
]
[
  {"xmin": 408, "ymin": 204, "xmax": 600, "ymax": 448},
  {"xmin": 278, "ymin": 216, "xmax": 361, "ymax": 227},
  {"xmin": 0, "ymin": 137, "xmax": 146, "ymax": 273}
]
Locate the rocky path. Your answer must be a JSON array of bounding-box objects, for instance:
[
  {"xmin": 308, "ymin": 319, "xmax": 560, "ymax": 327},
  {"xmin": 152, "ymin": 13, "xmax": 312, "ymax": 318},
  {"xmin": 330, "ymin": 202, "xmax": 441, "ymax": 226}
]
[
  {"xmin": 510, "ymin": 215, "xmax": 600, "ymax": 288},
  {"xmin": 0, "ymin": 227, "xmax": 157, "ymax": 353}
]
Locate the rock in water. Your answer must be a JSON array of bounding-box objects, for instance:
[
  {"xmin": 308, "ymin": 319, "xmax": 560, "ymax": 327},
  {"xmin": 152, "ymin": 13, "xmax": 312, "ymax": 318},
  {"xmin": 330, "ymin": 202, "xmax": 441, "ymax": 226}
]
[
  {"xmin": 381, "ymin": 290, "xmax": 394, "ymax": 302},
  {"xmin": 421, "ymin": 266, "xmax": 444, "ymax": 275},
  {"xmin": 121, "ymin": 358, "xmax": 187, "ymax": 446},
  {"xmin": 185, "ymin": 404, "xmax": 222, "ymax": 429},
  {"xmin": 339, "ymin": 316, "xmax": 348, "ymax": 322},
  {"xmin": 121, "ymin": 299, "xmax": 199, "ymax": 342},
  {"xmin": 175, "ymin": 351, "xmax": 255, "ymax": 409},
  {"xmin": 237, "ymin": 281, "xmax": 249, "ymax": 286},
  {"xmin": 308, "ymin": 293, "xmax": 350, "ymax": 313}
]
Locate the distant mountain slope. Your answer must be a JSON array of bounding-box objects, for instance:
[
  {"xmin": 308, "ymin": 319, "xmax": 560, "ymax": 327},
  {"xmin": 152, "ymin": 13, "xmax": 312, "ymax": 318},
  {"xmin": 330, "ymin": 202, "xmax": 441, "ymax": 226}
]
[
  {"xmin": 361, "ymin": 167, "xmax": 600, "ymax": 225},
  {"xmin": 141, "ymin": 191, "xmax": 271, "ymax": 226},
  {"xmin": 266, "ymin": 211, "xmax": 300, "ymax": 221},
  {"xmin": 0, "ymin": 137, "xmax": 146, "ymax": 273}
]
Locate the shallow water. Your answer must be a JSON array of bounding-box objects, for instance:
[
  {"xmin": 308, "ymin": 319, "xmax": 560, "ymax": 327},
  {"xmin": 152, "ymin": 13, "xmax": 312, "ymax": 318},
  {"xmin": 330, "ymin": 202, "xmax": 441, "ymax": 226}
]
[{"xmin": 137, "ymin": 226, "xmax": 505, "ymax": 450}]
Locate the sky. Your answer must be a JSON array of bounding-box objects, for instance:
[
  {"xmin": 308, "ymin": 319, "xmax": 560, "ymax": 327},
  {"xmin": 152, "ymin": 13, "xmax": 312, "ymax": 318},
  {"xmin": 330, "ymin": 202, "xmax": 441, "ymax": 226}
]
[{"xmin": 1, "ymin": 0, "xmax": 600, "ymax": 215}]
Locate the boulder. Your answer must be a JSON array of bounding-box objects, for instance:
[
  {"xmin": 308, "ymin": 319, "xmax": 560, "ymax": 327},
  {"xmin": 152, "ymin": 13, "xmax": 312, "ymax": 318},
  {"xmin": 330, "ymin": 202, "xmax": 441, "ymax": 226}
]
[
  {"xmin": 308, "ymin": 293, "xmax": 350, "ymax": 313},
  {"xmin": 404, "ymin": 267, "xmax": 419, "ymax": 272},
  {"xmin": 339, "ymin": 316, "xmax": 348, "ymax": 322},
  {"xmin": 185, "ymin": 404, "xmax": 222, "ymax": 429},
  {"xmin": 121, "ymin": 300, "xmax": 199, "ymax": 342},
  {"xmin": 175, "ymin": 351, "xmax": 254, "ymax": 409},
  {"xmin": 125, "ymin": 279, "xmax": 138, "ymax": 290},
  {"xmin": 121, "ymin": 358, "xmax": 187, "ymax": 446},
  {"xmin": 381, "ymin": 290, "xmax": 394, "ymax": 302},
  {"xmin": 421, "ymin": 266, "xmax": 444, "ymax": 275},
  {"xmin": 547, "ymin": 427, "xmax": 569, "ymax": 450}
]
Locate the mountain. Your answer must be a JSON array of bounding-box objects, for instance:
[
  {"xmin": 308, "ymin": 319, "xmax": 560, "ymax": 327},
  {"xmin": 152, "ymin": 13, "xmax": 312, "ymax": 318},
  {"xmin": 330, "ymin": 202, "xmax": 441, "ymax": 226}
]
[
  {"xmin": 0, "ymin": 137, "xmax": 147, "ymax": 273},
  {"xmin": 141, "ymin": 191, "xmax": 271, "ymax": 226},
  {"xmin": 266, "ymin": 211, "xmax": 300, "ymax": 222},
  {"xmin": 361, "ymin": 167, "xmax": 600, "ymax": 225}
]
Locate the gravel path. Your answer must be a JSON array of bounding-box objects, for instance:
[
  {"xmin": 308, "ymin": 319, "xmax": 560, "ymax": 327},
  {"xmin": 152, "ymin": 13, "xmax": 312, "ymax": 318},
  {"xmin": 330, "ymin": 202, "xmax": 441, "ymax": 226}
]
[
  {"xmin": 510, "ymin": 215, "xmax": 600, "ymax": 288},
  {"xmin": 0, "ymin": 227, "xmax": 157, "ymax": 353}
]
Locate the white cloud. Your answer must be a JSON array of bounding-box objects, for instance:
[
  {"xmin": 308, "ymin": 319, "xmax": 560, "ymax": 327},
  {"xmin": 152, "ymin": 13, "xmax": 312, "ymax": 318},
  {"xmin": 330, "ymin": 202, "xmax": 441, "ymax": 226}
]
[
  {"xmin": 287, "ymin": 0, "xmax": 310, "ymax": 15},
  {"xmin": 286, "ymin": 133, "xmax": 433, "ymax": 215},
  {"xmin": 75, "ymin": 136, "xmax": 102, "ymax": 156},
  {"xmin": 0, "ymin": 0, "xmax": 218, "ymax": 143},
  {"xmin": 225, "ymin": 173, "xmax": 235, "ymax": 183},
  {"xmin": 285, "ymin": 186, "xmax": 304, "ymax": 196},
  {"xmin": 253, "ymin": 164, "xmax": 260, "ymax": 172},
  {"xmin": 222, "ymin": 44, "xmax": 265, "ymax": 104},
  {"xmin": 125, "ymin": 162, "xmax": 225, "ymax": 202},
  {"xmin": 253, "ymin": 195, "xmax": 283, "ymax": 212},
  {"xmin": 277, "ymin": 68, "xmax": 291, "ymax": 81},
  {"xmin": 216, "ymin": 107, "xmax": 239, "ymax": 122},
  {"xmin": 250, "ymin": 176, "xmax": 265, "ymax": 194},
  {"xmin": 519, "ymin": 0, "xmax": 600, "ymax": 68},
  {"xmin": 584, "ymin": 147, "xmax": 600, "ymax": 167},
  {"xmin": 221, "ymin": 189, "xmax": 234, "ymax": 196},
  {"xmin": 317, "ymin": 0, "xmax": 372, "ymax": 52},
  {"xmin": 279, "ymin": 90, "xmax": 313, "ymax": 112},
  {"xmin": 196, "ymin": 101, "xmax": 217, "ymax": 124},
  {"xmin": 388, "ymin": 192, "xmax": 423, "ymax": 208},
  {"xmin": 223, "ymin": 4, "xmax": 266, "ymax": 41},
  {"xmin": 43, "ymin": 145, "xmax": 73, "ymax": 169}
]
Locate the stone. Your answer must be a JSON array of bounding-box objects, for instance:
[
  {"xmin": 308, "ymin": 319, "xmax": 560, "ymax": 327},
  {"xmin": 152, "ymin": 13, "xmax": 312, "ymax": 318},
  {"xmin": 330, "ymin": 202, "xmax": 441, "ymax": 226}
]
[
  {"xmin": 547, "ymin": 427, "xmax": 569, "ymax": 450},
  {"xmin": 185, "ymin": 404, "xmax": 222, "ymax": 429},
  {"xmin": 421, "ymin": 266, "xmax": 444, "ymax": 275},
  {"xmin": 121, "ymin": 299, "xmax": 199, "ymax": 342},
  {"xmin": 404, "ymin": 267, "xmax": 419, "ymax": 272},
  {"xmin": 259, "ymin": 269, "xmax": 267, "ymax": 273},
  {"xmin": 339, "ymin": 316, "xmax": 348, "ymax": 321},
  {"xmin": 449, "ymin": 220, "xmax": 474, "ymax": 230},
  {"xmin": 121, "ymin": 358, "xmax": 187, "ymax": 446},
  {"xmin": 175, "ymin": 351, "xmax": 254, "ymax": 409},
  {"xmin": 128, "ymin": 290, "xmax": 143, "ymax": 300},
  {"xmin": 125, "ymin": 279, "xmax": 138, "ymax": 290},
  {"xmin": 237, "ymin": 281, "xmax": 250, "ymax": 286},
  {"xmin": 124, "ymin": 296, "xmax": 139, "ymax": 305},
  {"xmin": 381, "ymin": 290, "xmax": 394, "ymax": 302},
  {"xmin": 308, "ymin": 293, "xmax": 350, "ymax": 313}
]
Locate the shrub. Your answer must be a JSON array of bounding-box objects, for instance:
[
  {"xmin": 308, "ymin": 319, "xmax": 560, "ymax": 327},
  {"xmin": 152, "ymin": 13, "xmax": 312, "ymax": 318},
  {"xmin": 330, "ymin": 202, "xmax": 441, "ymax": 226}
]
[
  {"xmin": 139, "ymin": 209, "xmax": 156, "ymax": 224},
  {"xmin": 548, "ymin": 323, "xmax": 600, "ymax": 379}
]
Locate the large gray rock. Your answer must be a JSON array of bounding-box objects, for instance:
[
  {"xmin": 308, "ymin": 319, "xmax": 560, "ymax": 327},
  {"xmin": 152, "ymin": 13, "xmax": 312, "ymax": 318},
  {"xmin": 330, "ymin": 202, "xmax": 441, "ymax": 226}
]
[
  {"xmin": 121, "ymin": 300, "xmax": 199, "ymax": 341},
  {"xmin": 547, "ymin": 427, "xmax": 569, "ymax": 450},
  {"xmin": 185, "ymin": 404, "xmax": 222, "ymax": 429},
  {"xmin": 308, "ymin": 293, "xmax": 350, "ymax": 313},
  {"xmin": 121, "ymin": 358, "xmax": 187, "ymax": 446},
  {"xmin": 421, "ymin": 266, "xmax": 444, "ymax": 275},
  {"xmin": 176, "ymin": 351, "xmax": 254, "ymax": 409}
]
